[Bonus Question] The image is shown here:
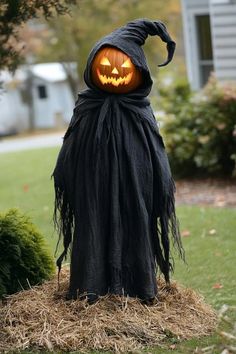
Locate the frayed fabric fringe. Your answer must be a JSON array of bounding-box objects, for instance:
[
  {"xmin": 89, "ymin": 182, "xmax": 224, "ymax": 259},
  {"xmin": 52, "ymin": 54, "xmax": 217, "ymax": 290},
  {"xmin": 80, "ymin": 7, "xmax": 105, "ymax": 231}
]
[
  {"xmin": 53, "ymin": 178, "xmax": 184, "ymax": 288},
  {"xmin": 53, "ymin": 184, "xmax": 74, "ymax": 274}
]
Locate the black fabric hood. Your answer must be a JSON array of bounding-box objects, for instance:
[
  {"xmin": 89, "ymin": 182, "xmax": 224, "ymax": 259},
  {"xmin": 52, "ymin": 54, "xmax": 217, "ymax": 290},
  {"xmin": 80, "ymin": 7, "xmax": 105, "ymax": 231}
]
[{"xmin": 84, "ymin": 18, "xmax": 176, "ymax": 96}]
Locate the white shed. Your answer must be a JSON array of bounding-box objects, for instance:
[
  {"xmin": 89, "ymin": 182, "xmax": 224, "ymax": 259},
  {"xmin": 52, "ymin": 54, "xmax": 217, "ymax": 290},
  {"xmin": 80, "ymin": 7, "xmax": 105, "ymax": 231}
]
[
  {"xmin": 0, "ymin": 63, "xmax": 76, "ymax": 135},
  {"xmin": 181, "ymin": 0, "xmax": 236, "ymax": 89}
]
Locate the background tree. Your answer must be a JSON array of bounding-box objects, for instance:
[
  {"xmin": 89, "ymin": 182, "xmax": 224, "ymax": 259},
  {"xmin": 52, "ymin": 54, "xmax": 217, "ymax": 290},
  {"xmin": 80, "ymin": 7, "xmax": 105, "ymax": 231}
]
[
  {"xmin": 0, "ymin": 1, "xmax": 185, "ymax": 103},
  {"xmin": 35, "ymin": 0, "xmax": 184, "ymax": 95},
  {"xmin": 0, "ymin": 0, "xmax": 77, "ymax": 71}
]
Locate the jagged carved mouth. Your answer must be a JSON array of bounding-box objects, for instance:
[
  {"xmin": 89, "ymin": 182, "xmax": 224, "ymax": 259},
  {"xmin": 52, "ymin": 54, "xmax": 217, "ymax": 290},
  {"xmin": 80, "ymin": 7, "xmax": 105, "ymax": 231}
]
[{"xmin": 97, "ymin": 69, "xmax": 133, "ymax": 87}]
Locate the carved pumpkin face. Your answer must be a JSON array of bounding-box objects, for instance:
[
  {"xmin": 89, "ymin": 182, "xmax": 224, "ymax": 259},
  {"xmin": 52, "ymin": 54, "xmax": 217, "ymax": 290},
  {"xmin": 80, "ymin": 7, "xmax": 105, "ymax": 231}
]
[{"xmin": 91, "ymin": 46, "xmax": 142, "ymax": 94}]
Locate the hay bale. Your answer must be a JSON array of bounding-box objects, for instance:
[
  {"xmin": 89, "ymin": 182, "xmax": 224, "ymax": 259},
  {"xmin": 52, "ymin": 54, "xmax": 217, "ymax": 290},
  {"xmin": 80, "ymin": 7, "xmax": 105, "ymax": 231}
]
[{"xmin": 0, "ymin": 269, "xmax": 217, "ymax": 353}]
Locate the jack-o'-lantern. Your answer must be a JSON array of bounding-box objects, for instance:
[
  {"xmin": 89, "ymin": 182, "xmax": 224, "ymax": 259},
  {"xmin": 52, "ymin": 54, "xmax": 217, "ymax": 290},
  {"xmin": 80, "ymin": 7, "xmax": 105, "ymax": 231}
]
[{"xmin": 91, "ymin": 46, "xmax": 142, "ymax": 94}]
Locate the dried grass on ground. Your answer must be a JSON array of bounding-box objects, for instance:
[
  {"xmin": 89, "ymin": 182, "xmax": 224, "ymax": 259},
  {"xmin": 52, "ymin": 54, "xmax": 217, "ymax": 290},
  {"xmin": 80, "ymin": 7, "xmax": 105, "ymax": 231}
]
[{"xmin": 0, "ymin": 269, "xmax": 217, "ymax": 353}]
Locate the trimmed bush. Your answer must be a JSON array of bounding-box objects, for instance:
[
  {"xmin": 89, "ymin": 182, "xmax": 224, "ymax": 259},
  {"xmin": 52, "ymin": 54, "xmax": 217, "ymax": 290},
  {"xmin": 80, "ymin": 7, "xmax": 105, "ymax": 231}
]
[
  {"xmin": 160, "ymin": 76, "xmax": 236, "ymax": 177},
  {"xmin": 159, "ymin": 77, "xmax": 192, "ymax": 117},
  {"xmin": 0, "ymin": 209, "xmax": 55, "ymax": 298}
]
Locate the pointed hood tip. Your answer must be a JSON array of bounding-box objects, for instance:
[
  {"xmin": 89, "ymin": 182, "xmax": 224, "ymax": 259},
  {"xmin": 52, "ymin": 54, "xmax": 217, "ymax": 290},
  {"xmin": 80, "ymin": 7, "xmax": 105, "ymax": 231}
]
[
  {"xmin": 158, "ymin": 40, "xmax": 176, "ymax": 67},
  {"xmin": 122, "ymin": 19, "xmax": 176, "ymax": 67}
]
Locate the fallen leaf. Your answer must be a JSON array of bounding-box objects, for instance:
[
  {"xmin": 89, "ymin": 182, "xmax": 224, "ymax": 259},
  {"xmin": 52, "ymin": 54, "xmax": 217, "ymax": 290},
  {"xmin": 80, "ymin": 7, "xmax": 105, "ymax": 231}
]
[
  {"xmin": 181, "ymin": 230, "xmax": 191, "ymax": 237},
  {"xmin": 23, "ymin": 184, "xmax": 29, "ymax": 192},
  {"xmin": 208, "ymin": 229, "xmax": 216, "ymax": 235},
  {"xmin": 169, "ymin": 344, "xmax": 176, "ymax": 350},
  {"xmin": 213, "ymin": 283, "xmax": 223, "ymax": 289}
]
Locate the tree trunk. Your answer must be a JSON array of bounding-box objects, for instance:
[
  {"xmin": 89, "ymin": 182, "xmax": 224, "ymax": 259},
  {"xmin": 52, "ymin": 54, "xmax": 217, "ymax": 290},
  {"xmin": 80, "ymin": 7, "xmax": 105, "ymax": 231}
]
[{"xmin": 61, "ymin": 62, "xmax": 79, "ymax": 101}]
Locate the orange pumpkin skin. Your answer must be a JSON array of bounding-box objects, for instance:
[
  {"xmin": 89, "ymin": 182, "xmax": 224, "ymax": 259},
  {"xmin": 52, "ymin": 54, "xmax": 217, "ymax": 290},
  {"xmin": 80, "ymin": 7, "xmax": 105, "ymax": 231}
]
[{"xmin": 91, "ymin": 46, "xmax": 142, "ymax": 94}]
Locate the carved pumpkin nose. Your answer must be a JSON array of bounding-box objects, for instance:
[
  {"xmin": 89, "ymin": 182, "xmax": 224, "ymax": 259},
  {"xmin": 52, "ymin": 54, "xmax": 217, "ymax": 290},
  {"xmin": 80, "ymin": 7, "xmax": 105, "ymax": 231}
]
[{"xmin": 111, "ymin": 67, "xmax": 119, "ymax": 75}]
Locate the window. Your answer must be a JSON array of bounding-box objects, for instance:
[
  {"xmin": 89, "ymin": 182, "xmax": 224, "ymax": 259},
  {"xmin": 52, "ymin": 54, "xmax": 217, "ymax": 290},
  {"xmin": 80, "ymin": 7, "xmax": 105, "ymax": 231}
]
[
  {"xmin": 196, "ymin": 15, "xmax": 214, "ymax": 87},
  {"xmin": 37, "ymin": 85, "xmax": 47, "ymax": 99}
]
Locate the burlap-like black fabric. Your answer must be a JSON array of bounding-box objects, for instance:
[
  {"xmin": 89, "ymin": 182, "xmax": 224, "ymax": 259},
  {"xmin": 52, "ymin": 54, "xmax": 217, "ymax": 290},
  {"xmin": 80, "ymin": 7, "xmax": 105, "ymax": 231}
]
[{"xmin": 53, "ymin": 19, "xmax": 184, "ymax": 301}]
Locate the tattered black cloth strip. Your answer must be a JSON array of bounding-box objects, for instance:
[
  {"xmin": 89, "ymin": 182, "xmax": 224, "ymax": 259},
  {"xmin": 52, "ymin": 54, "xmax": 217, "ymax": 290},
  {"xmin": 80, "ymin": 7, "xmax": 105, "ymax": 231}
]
[{"xmin": 53, "ymin": 88, "xmax": 183, "ymax": 299}]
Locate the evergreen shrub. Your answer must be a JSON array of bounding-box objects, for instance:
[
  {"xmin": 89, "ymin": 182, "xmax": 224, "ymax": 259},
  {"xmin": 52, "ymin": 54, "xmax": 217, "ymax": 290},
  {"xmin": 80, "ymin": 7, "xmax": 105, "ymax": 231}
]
[{"xmin": 0, "ymin": 209, "xmax": 55, "ymax": 298}]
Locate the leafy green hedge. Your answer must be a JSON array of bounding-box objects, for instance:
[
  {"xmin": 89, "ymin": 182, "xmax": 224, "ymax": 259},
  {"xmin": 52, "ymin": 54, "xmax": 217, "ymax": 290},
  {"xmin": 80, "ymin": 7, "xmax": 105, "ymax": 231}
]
[
  {"xmin": 159, "ymin": 76, "xmax": 236, "ymax": 177},
  {"xmin": 0, "ymin": 209, "xmax": 55, "ymax": 298}
]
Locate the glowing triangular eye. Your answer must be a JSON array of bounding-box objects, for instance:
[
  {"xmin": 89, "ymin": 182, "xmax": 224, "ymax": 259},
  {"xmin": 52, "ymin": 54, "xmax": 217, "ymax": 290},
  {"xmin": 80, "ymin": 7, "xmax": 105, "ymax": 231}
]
[
  {"xmin": 100, "ymin": 57, "xmax": 111, "ymax": 66},
  {"xmin": 121, "ymin": 58, "xmax": 132, "ymax": 68}
]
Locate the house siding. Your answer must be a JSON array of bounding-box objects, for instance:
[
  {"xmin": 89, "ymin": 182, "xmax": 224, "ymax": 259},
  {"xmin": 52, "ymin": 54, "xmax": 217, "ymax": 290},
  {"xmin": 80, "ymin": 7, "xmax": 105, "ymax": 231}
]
[
  {"xmin": 181, "ymin": 0, "xmax": 210, "ymax": 89},
  {"xmin": 182, "ymin": 0, "xmax": 236, "ymax": 88},
  {"xmin": 210, "ymin": 0, "xmax": 236, "ymax": 81},
  {"xmin": 0, "ymin": 87, "xmax": 29, "ymax": 132}
]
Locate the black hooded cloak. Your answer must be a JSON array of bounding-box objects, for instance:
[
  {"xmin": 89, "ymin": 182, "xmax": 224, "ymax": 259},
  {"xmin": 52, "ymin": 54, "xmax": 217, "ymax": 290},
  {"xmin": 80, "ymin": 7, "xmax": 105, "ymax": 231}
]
[{"xmin": 53, "ymin": 19, "xmax": 184, "ymax": 301}]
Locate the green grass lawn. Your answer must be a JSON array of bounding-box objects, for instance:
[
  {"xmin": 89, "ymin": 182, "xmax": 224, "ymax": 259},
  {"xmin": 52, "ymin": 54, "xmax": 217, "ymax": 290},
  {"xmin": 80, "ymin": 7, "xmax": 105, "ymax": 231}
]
[
  {"xmin": 0, "ymin": 147, "xmax": 235, "ymax": 354},
  {"xmin": 0, "ymin": 147, "xmax": 59, "ymax": 250}
]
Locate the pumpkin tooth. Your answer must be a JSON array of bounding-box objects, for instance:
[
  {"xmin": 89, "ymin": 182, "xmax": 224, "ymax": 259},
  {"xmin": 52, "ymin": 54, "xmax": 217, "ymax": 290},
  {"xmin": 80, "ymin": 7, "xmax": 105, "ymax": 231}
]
[{"xmin": 97, "ymin": 69, "xmax": 133, "ymax": 87}]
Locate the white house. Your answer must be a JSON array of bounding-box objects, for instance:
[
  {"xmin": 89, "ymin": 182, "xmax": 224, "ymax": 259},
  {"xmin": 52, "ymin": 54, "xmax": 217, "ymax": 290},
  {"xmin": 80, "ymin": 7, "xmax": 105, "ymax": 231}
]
[
  {"xmin": 181, "ymin": 0, "xmax": 236, "ymax": 89},
  {"xmin": 0, "ymin": 63, "xmax": 76, "ymax": 135}
]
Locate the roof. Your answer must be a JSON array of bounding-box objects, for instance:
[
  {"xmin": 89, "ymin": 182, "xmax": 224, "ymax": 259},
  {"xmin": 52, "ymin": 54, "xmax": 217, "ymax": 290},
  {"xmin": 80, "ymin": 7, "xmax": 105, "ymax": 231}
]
[
  {"xmin": 0, "ymin": 62, "xmax": 76, "ymax": 84},
  {"xmin": 31, "ymin": 63, "xmax": 67, "ymax": 82}
]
